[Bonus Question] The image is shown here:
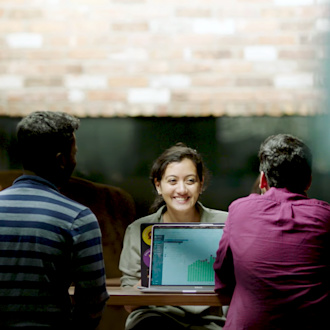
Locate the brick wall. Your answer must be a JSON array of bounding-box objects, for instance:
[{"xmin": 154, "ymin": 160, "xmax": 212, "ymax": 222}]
[{"xmin": 0, "ymin": 0, "xmax": 329, "ymax": 117}]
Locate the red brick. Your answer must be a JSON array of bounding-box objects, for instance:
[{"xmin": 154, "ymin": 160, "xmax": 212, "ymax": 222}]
[
  {"xmin": 25, "ymin": 77, "xmax": 63, "ymax": 87},
  {"xmin": 0, "ymin": 0, "xmax": 326, "ymax": 117},
  {"xmin": 87, "ymin": 91, "xmax": 126, "ymax": 101}
]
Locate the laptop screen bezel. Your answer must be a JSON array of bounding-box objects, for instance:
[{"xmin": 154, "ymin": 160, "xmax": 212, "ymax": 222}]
[{"xmin": 147, "ymin": 223, "xmax": 225, "ymax": 289}]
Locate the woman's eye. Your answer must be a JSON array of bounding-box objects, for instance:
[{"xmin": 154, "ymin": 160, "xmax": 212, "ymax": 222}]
[
  {"xmin": 187, "ymin": 179, "xmax": 196, "ymax": 184},
  {"xmin": 168, "ymin": 179, "xmax": 177, "ymax": 184}
]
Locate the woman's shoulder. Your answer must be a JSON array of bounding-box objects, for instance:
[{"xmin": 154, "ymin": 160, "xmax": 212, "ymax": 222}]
[
  {"xmin": 198, "ymin": 203, "xmax": 228, "ymax": 223},
  {"xmin": 135, "ymin": 213, "xmax": 160, "ymax": 224},
  {"xmin": 128, "ymin": 209, "xmax": 162, "ymax": 230}
]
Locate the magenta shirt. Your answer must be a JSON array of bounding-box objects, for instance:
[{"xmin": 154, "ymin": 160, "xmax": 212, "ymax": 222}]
[{"xmin": 214, "ymin": 188, "xmax": 330, "ymax": 329}]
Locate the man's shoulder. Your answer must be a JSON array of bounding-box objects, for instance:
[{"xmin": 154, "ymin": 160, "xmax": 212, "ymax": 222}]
[
  {"xmin": 56, "ymin": 189, "xmax": 89, "ymax": 208},
  {"xmin": 300, "ymin": 196, "xmax": 330, "ymax": 211},
  {"xmin": 230, "ymin": 193, "xmax": 260, "ymax": 206},
  {"xmin": 229, "ymin": 189, "xmax": 330, "ymax": 213},
  {"xmin": 10, "ymin": 176, "xmax": 94, "ymax": 217}
]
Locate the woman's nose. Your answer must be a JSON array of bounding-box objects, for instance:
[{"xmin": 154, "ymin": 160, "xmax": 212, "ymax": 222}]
[{"xmin": 176, "ymin": 181, "xmax": 187, "ymax": 193}]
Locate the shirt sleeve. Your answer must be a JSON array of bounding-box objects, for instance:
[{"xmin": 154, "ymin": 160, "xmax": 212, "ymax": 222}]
[
  {"xmin": 213, "ymin": 214, "xmax": 236, "ymax": 296},
  {"xmin": 119, "ymin": 222, "xmax": 141, "ymax": 287},
  {"xmin": 70, "ymin": 208, "xmax": 109, "ymax": 329}
]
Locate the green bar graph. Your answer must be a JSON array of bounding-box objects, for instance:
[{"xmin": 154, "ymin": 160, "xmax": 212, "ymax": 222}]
[{"xmin": 187, "ymin": 255, "xmax": 216, "ymax": 282}]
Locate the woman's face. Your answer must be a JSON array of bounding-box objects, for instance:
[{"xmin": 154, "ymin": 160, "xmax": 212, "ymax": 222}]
[{"xmin": 155, "ymin": 158, "xmax": 203, "ymax": 214}]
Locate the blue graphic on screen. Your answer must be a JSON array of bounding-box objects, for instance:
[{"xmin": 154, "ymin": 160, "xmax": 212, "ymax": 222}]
[{"xmin": 150, "ymin": 227, "xmax": 223, "ymax": 286}]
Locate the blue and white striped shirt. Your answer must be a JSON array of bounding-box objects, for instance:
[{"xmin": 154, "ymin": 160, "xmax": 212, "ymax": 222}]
[{"xmin": 0, "ymin": 175, "xmax": 109, "ymax": 329}]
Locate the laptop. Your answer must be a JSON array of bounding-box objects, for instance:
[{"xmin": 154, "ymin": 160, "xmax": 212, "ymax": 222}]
[
  {"xmin": 140, "ymin": 222, "xmax": 175, "ymax": 287},
  {"xmin": 140, "ymin": 223, "xmax": 225, "ymax": 293}
]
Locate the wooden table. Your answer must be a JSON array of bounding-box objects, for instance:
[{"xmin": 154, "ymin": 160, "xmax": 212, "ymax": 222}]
[
  {"xmin": 69, "ymin": 283, "xmax": 228, "ymax": 306},
  {"xmin": 69, "ymin": 286, "xmax": 228, "ymax": 330},
  {"xmin": 105, "ymin": 286, "xmax": 224, "ymax": 306}
]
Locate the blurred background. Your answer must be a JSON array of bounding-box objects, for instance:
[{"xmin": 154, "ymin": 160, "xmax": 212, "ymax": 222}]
[{"xmin": 1, "ymin": 0, "xmax": 330, "ymax": 218}]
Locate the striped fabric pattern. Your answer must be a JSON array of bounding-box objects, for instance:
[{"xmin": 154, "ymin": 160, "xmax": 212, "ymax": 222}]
[{"xmin": 0, "ymin": 175, "xmax": 109, "ymax": 329}]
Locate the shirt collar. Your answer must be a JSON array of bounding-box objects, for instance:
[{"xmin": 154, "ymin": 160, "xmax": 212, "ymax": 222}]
[{"xmin": 13, "ymin": 175, "xmax": 59, "ymax": 192}]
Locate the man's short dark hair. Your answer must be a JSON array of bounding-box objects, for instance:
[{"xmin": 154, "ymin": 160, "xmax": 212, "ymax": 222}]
[
  {"xmin": 258, "ymin": 134, "xmax": 312, "ymax": 193},
  {"xmin": 17, "ymin": 111, "xmax": 80, "ymax": 173}
]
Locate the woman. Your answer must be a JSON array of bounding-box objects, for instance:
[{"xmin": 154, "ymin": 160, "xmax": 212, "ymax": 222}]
[{"xmin": 119, "ymin": 143, "xmax": 228, "ymax": 330}]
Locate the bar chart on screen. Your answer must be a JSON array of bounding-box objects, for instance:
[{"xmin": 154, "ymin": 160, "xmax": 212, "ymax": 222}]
[{"xmin": 187, "ymin": 255, "xmax": 216, "ymax": 282}]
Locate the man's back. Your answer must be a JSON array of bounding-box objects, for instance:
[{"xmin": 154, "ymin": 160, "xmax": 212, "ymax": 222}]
[
  {"xmin": 0, "ymin": 175, "xmax": 108, "ymax": 329},
  {"xmin": 214, "ymin": 187, "xmax": 330, "ymax": 329}
]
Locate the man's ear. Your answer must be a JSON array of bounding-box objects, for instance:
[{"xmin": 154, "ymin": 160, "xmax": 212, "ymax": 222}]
[
  {"xmin": 259, "ymin": 171, "xmax": 269, "ymax": 192},
  {"xmin": 305, "ymin": 175, "xmax": 312, "ymax": 192},
  {"xmin": 55, "ymin": 152, "xmax": 66, "ymax": 170}
]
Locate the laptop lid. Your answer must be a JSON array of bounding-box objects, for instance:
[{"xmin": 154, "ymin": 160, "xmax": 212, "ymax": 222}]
[
  {"xmin": 140, "ymin": 222, "xmax": 183, "ymax": 287},
  {"xmin": 143, "ymin": 223, "xmax": 225, "ymax": 293},
  {"xmin": 140, "ymin": 223, "xmax": 154, "ymax": 287}
]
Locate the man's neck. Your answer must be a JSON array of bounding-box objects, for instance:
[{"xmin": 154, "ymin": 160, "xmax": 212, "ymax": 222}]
[
  {"xmin": 22, "ymin": 169, "xmax": 37, "ymax": 176},
  {"xmin": 22, "ymin": 169, "xmax": 62, "ymax": 188}
]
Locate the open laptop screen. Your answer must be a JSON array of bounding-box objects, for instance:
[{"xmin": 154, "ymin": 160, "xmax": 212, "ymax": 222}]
[{"xmin": 149, "ymin": 224, "xmax": 224, "ymax": 287}]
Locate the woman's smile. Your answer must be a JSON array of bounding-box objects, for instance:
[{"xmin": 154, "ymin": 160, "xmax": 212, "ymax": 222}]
[{"xmin": 155, "ymin": 158, "xmax": 203, "ymax": 221}]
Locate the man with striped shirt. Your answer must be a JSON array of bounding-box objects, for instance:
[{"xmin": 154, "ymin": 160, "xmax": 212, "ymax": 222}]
[{"xmin": 0, "ymin": 111, "xmax": 109, "ymax": 329}]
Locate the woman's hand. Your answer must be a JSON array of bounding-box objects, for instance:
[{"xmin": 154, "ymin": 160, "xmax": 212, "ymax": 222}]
[{"xmin": 124, "ymin": 280, "xmax": 142, "ymax": 313}]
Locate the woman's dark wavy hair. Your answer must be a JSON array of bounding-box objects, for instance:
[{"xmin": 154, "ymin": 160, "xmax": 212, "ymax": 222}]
[
  {"xmin": 149, "ymin": 142, "xmax": 209, "ymax": 213},
  {"xmin": 258, "ymin": 134, "xmax": 312, "ymax": 194}
]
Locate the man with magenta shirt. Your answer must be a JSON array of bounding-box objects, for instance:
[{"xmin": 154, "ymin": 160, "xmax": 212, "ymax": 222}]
[{"xmin": 214, "ymin": 134, "xmax": 330, "ymax": 330}]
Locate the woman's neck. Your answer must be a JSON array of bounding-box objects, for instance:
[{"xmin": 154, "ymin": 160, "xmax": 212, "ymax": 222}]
[{"xmin": 163, "ymin": 207, "xmax": 200, "ymax": 223}]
